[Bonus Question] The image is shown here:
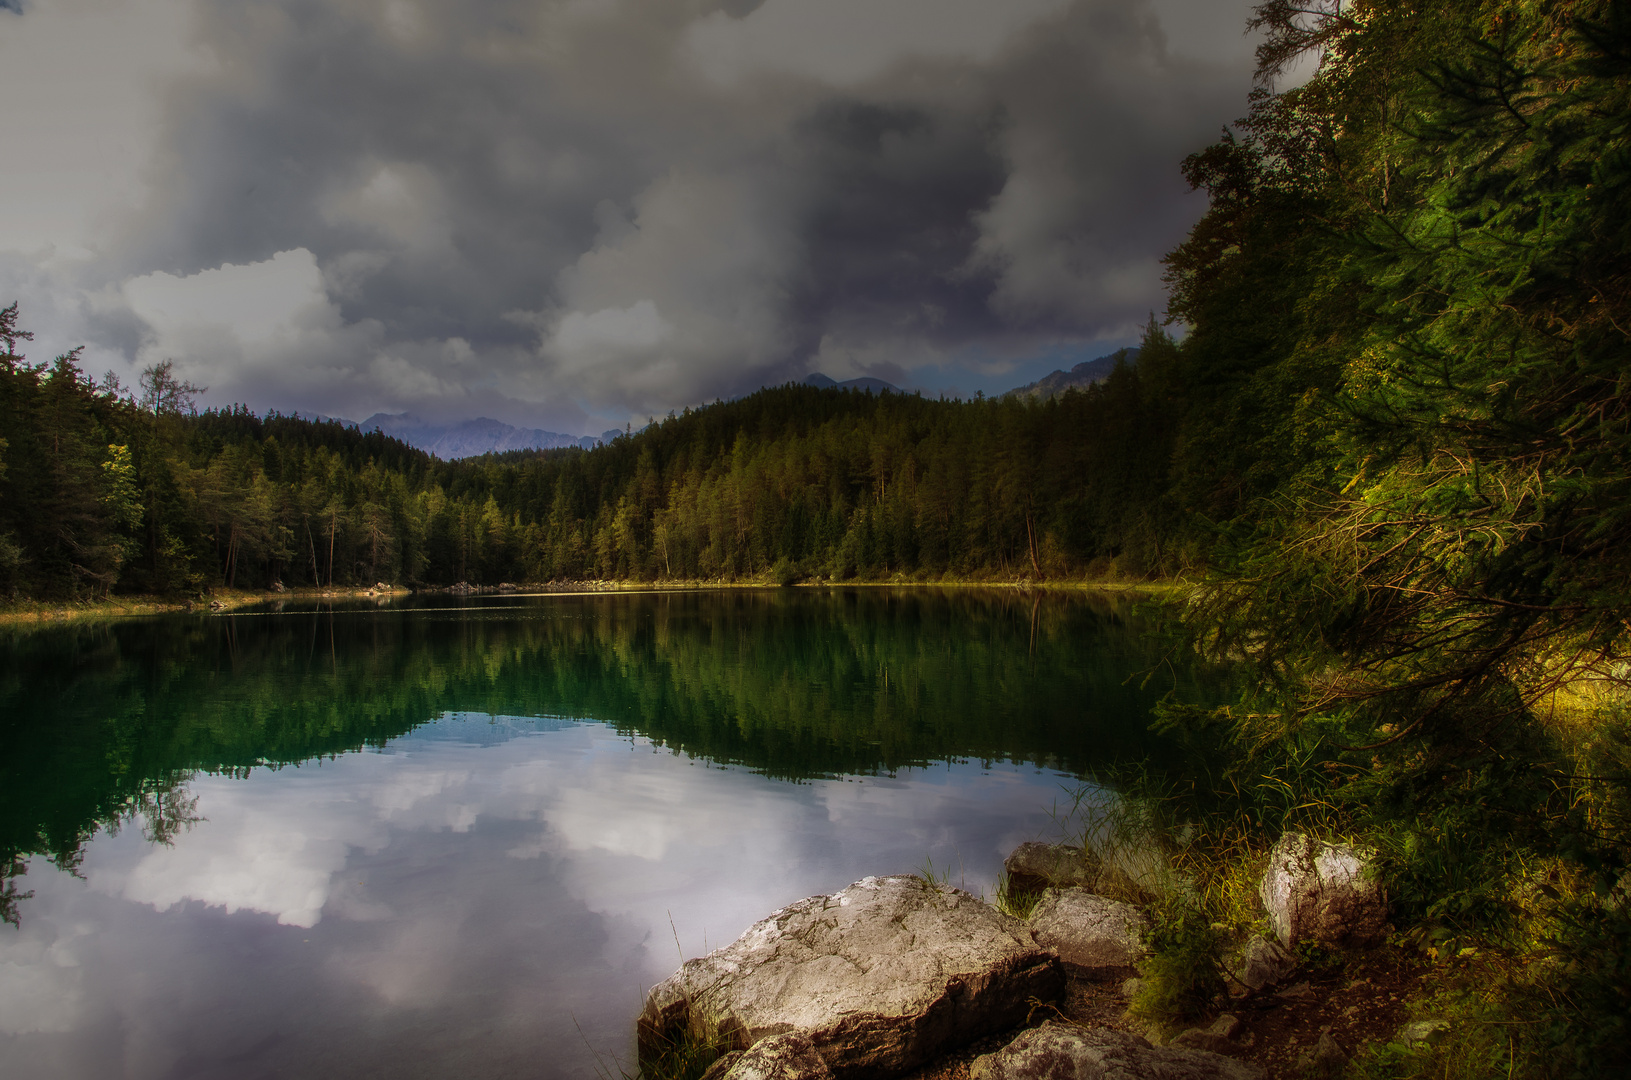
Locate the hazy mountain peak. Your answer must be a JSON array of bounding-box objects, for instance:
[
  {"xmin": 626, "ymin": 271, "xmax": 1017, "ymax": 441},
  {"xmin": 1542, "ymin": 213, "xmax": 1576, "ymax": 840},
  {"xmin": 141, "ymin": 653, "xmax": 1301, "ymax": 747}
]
[
  {"xmin": 803, "ymin": 373, "xmax": 903, "ymax": 393},
  {"xmin": 356, "ymin": 413, "xmax": 603, "ymax": 459},
  {"xmin": 1002, "ymin": 347, "xmax": 1139, "ymax": 401}
]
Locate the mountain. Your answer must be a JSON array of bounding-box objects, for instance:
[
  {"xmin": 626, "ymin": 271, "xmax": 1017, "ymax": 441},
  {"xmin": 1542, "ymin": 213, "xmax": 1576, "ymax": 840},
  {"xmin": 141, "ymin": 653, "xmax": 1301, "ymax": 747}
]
[
  {"xmin": 1003, "ymin": 347, "xmax": 1138, "ymax": 401},
  {"xmin": 803, "ymin": 373, "xmax": 904, "ymax": 393},
  {"xmin": 355, "ymin": 413, "xmax": 610, "ymax": 459}
]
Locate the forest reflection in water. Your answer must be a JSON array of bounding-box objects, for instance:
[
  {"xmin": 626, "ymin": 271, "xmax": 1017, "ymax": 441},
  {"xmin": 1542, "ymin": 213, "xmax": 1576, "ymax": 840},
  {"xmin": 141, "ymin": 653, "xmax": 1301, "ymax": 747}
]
[{"xmin": 0, "ymin": 587, "xmax": 1216, "ymax": 1079}]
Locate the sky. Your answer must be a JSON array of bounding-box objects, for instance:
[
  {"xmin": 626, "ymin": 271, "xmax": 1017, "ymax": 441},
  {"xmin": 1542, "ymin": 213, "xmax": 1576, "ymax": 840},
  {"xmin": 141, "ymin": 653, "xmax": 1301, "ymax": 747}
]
[{"xmin": 0, "ymin": 0, "xmax": 1266, "ymax": 435}]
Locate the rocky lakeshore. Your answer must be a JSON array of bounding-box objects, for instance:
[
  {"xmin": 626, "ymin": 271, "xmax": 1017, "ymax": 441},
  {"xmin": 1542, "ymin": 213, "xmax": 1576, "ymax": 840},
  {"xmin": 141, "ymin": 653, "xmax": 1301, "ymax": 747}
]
[{"xmin": 638, "ymin": 833, "xmax": 1430, "ymax": 1080}]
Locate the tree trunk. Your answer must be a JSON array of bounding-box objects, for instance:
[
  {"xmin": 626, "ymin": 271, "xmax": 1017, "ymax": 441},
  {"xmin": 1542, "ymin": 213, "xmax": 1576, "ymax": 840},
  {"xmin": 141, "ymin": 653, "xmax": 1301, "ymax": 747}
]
[{"xmin": 1025, "ymin": 505, "xmax": 1042, "ymax": 578}]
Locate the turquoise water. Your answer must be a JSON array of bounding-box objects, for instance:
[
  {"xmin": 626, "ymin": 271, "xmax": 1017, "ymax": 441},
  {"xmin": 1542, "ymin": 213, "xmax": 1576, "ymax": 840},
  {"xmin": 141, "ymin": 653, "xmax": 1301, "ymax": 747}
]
[{"xmin": 0, "ymin": 588, "xmax": 1207, "ymax": 1078}]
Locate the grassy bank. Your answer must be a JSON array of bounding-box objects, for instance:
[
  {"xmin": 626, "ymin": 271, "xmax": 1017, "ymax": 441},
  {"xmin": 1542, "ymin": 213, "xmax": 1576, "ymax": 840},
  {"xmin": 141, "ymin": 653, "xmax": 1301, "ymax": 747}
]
[
  {"xmin": 0, "ymin": 586, "xmax": 403, "ymax": 624},
  {"xmin": 1079, "ymin": 709, "xmax": 1631, "ymax": 1079}
]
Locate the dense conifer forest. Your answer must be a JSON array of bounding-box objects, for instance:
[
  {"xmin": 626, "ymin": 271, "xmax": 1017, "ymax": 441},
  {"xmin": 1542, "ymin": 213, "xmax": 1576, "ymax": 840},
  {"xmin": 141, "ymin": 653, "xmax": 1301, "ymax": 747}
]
[
  {"xmin": 0, "ymin": 307, "xmax": 1188, "ymax": 597},
  {"xmin": 3, "ymin": 0, "xmax": 1630, "ymax": 1071}
]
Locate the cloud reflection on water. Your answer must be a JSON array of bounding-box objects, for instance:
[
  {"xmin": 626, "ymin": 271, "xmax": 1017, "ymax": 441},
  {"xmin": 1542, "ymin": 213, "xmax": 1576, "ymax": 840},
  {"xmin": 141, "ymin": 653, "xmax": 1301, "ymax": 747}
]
[{"xmin": 0, "ymin": 715, "xmax": 1086, "ymax": 1078}]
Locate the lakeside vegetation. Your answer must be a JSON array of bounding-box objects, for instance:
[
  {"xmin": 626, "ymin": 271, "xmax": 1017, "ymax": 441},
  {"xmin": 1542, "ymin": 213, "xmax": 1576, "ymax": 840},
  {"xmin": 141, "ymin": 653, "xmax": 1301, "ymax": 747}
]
[
  {"xmin": 1129, "ymin": 2, "xmax": 1631, "ymax": 1076},
  {"xmin": 2, "ymin": 0, "xmax": 1627, "ymax": 1075}
]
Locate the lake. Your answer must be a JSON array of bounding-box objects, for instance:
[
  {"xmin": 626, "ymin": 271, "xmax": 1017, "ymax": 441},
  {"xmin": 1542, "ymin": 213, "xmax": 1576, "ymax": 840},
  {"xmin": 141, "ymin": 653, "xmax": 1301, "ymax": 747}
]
[{"xmin": 0, "ymin": 588, "xmax": 1209, "ymax": 1079}]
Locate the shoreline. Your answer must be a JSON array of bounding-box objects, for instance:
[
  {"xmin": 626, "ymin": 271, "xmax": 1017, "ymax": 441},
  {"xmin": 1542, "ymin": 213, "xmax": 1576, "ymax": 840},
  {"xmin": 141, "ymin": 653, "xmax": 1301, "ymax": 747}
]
[{"xmin": 0, "ymin": 577, "xmax": 1189, "ymax": 626}]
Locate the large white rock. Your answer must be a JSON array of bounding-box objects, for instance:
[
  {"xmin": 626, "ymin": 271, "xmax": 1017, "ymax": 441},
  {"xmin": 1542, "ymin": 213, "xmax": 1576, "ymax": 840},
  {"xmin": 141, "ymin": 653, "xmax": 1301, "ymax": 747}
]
[
  {"xmin": 1028, "ymin": 889, "xmax": 1147, "ymax": 973},
  {"xmin": 970, "ymin": 1022, "xmax": 1262, "ymax": 1080},
  {"xmin": 639, "ymin": 875, "xmax": 1064, "ymax": 1078},
  {"xmin": 1258, "ymin": 833, "xmax": 1387, "ymax": 948}
]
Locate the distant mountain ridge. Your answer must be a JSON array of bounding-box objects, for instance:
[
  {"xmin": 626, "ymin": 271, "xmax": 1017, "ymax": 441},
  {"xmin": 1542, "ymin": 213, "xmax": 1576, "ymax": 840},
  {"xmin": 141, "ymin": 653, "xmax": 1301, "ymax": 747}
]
[
  {"xmin": 803, "ymin": 373, "xmax": 904, "ymax": 393},
  {"xmin": 310, "ymin": 413, "xmax": 617, "ymax": 459},
  {"xmin": 359, "ymin": 414, "xmax": 614, "ymax": 459},
  {"xmin": 1003, "ymin": 347, "xmax": 1139, "ymax": 401},
  {"xmin": 321, "ymin": 354, "xmax": 1133, "ymax": 460}
]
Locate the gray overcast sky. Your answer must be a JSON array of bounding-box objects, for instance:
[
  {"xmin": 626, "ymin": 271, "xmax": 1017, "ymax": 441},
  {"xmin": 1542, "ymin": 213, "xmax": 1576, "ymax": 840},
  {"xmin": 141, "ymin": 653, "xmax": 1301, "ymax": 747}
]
[{"xmin": 0, "ymin": 0, "xmax": 1262, "ymax": 433}]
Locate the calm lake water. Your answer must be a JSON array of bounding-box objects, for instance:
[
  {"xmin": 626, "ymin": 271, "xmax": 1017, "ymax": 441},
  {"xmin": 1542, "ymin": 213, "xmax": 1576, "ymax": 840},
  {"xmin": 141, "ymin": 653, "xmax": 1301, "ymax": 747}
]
[{"xmin": 0, "ymin": 588, "xmax": 1211, "ymax": 1079}]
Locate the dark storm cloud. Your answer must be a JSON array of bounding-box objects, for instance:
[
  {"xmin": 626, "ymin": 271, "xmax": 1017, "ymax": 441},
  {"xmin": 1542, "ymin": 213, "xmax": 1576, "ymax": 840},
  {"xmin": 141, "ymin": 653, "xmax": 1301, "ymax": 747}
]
[
  {"xmin": 128, "ymin": 0, "xmax": 654, "ymax": 343},
  {"xmin": 69, "ymin": 0, "xmax": 1257, "ymax": 423},
  {"xmin": 970, "ymin": 0, "xmax": 1225, "ymax": 326},
  {"xmin": 783, "ymin": 100, "xmax": 1009, "ymax": 357}
]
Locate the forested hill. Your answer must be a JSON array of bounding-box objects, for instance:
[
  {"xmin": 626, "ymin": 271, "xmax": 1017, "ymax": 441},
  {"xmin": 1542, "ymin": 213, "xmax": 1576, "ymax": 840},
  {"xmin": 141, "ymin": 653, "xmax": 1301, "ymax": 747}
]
[{"xmin": 0, "ymin": 317, "xmax": 1186, "ymax": 598}]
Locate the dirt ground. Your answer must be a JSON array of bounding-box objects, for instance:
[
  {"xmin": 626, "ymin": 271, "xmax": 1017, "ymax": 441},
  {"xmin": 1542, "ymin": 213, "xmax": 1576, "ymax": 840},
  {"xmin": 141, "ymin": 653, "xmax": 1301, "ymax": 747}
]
[{"xmin": 903, "ymin": 951, "xmax": 1425, "ymax": 1079}]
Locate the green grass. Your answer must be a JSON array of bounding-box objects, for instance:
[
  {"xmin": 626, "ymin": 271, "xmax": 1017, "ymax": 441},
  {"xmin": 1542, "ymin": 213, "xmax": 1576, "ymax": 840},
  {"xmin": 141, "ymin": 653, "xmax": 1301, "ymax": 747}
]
[
  {"xmin": 995, "ymin": 870, "xmax": 1043, "ymax": 920},
  {"xmin": 913, "ymin": 854, "xmax": 954, "ymax": 890},
  {"xmin": 628, "ymin": 1025, "xmax": 729, "ymax": 1080}
]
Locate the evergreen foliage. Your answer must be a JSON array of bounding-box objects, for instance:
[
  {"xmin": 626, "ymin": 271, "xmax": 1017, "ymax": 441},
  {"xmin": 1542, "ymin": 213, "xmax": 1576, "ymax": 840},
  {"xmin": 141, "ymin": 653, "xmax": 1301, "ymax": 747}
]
[
  {"xmin": 0, "ymin": 320, "xmax": 1187, "ymax": 597},
  {"xmin": 1150, "ymin": 2, "xmax": 1631, "ymax": 1074}
]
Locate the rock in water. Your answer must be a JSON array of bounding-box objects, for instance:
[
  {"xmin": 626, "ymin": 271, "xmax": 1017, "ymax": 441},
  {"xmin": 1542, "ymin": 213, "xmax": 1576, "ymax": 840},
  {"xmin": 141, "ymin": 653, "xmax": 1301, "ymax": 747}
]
[
  {"xmin": 970, "ymin": 1022, "xmax": 1262, "ymax": 1079},
  {"xmin": 1259, "ymin": 833, "xmax": 1387, "ymax": 948},
  {"xmin": 1004, "ymin": 842, "xmax": 1095, "ymax": 893},
  {"xmin": 1028, "ymin": 889, "xmax": 1146, "ymax": 973},
  {"xmin": 639, "ymin": 875, "xmax": 1064, "ymax": 1078}
]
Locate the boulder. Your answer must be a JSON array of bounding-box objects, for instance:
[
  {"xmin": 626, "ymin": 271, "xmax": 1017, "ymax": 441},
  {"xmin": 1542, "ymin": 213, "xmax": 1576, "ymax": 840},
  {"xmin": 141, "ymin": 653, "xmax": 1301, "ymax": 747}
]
[
  {"xmin": 1005, "ymin": 842, "xmax": 1095, "ymax": 894},
  {"xmin": 1168, "ymin": 1014, "xmax": 1242, "ymax": 1056},
  {"xmin": 1399, "ymin": 1019, "xmax": 1448, "ymax": 1044},
  {"xmin": 1028, "ymin": 889, "xmax": 1146, "ymax": 974},
  {"xmin": 1229, "ymin": 935, "xmax": 1297, "ymax": 992},
  {"xmin": 701, "ymin": 1034, "xmax": 834, "ymax": 1080},
  {"xmin": 1259, "ymin": 833, "xmax": 1387, "ymax": 948},
  {"xmin": 969, "ymin": 1022, "xmax": 1262, "ymax": 1080},
  {"xmin": 639, "ymin": 875, "xmax": 1064, "ymax": 1079},
  {"xmin": 1005, "ymin": 827, "xmax": 1183, "ymax": 903},
  {"xmin": 1274, "ymin": 981, "xmax": 1314, "ymax": 1002},
  {"xmin": 1609, "ymin": 869, "xmax": 1631, "ymax": 910},
  {"xmin": 1296, "ymin": 1033, "xmax": 1348, "ymax": 1078}
]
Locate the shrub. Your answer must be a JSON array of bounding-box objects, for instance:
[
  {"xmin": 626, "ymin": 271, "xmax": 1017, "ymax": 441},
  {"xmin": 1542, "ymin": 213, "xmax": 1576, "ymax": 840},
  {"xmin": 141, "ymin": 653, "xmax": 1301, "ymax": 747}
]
[{"xmin": 1129, "ymin": 898, "xmax": 1227, "ymax": 1031}]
